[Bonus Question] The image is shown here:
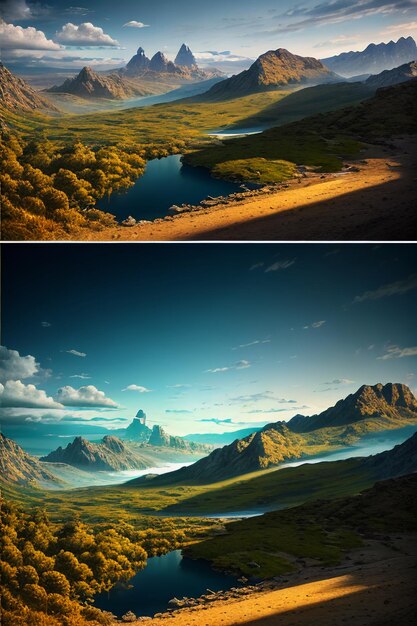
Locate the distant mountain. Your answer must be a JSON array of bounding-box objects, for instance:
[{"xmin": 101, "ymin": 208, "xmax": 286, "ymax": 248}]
[
  {"xmin": 183, "ymin": 426, "xmax": 264, "ymax": 445},
  {"xmin": 124, "ymin": 409, "xmax": 152, "ymax": 442},
  {"xmin": 198, "ymin": 48, "xmax": 338, "ymax": 101},
  {"xmin": 0, "ymin": 63, "xmax": 58, "ymax": 113},
  {"xmin": 125, "ymin": 47, "xmax": 150, "ymax": 75},
  {"xmin": 132, "ymin": 423, "xmax": 304, "ymax": 484},
  {"xmin": 364, "ymin": 431, "xmax": 417, "ymax": 479},
  {"xmin": 122, "ymin": 46, "xmax": 223, "ymax": 82},
  {"xmin": 175, "ymin": 44, "xmax": 197, "ymax": 68},
  {"xmin": 148, "ymin": 424, "xmax": 211, "ymax": 453},
  {"xmin": 365, "ymin": 60, "xmax": 417, "ymax": 89},
  {"xmin": 47, "ymin": 66, "xmax": 154, "ymax": 100},
  {"xmin": 322, "ymin": 36, "xmax": 417, "ymax": 78},
  {"xmin": 40, "ymin": 435, "xmax": 148, "ymax": 471},
  {"xmin": 0, "ymin": 433, "xmax": 61, "ymax": 486},
  {"xmin": 288, "ymin": 383, "xmax": 417, "ymax": 433}
]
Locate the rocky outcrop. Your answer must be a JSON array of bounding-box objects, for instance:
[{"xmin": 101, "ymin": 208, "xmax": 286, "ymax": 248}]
[
  {"xmin": 175, "ymin": 44, "xmax": 197, "ymax": 68},
  {"xmin": 147, "ymin": 425, "xmax": 211, "ymax": 453},
  {"xmin": 125, "ymin": 47, "xmax": 150, "ymax": 75},
  {"xmin": 47, "ymin": 66, "xmax": 153, "ymax": 100},
  {"xmin": 124, "ymin": 409, "xmax": 152, "ymax": 442},
  {"xmin": 365, "ymin": 61, "xmax": 417, "ymax": 89},
  {"xmin": 149, "ymin": 52, "xmax": 181, "ymax": 74},
  {"xmin": 288, "ymin": 383, "xmax": 417, "ymax": 433},
  {"xmin": 0, "ymin": 433, "xmax": 61, "ymax": 486},
  {"xmin": 0, "ymin": 63, "xmax": 58, "ymax": 112},
  {"xmin": 40, "ymin": 435, "xmax": 148, "ymax": 471},
  {"xmin": 322, "ymin": 36, "xmax": 417, "ymax": 78},
  {"xmin": 200, "ymin": 48, "xmax": 337, "ymax": 100}
]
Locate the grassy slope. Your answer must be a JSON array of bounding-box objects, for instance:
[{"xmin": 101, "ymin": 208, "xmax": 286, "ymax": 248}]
[
  {"xmin": 184, "ymin": 79, "xmax": 417, "ymax": 183},
  {"xmin": 228, "ymin": 82, "xmax": 375, "ymax": 130},
  {"xmin": 185, "ymin": 474, "xmax": 417, "ymax": 578}
]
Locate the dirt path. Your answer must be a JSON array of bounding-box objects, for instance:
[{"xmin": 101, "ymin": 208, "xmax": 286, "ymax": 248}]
[
  {"xmin": 75, "ymin": 141, "xmax": 416, "ymax": 242},
  {"xmin": 133, "ymin": 538, "xmax": 417, "ymax": 626}
]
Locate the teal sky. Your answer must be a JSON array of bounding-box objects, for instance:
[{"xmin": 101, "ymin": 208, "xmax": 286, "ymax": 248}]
[
  {"xmin": 1, "ymin": 244, "xmax": 416, "ymax": 437},
  {"xmin": 1, "ymin": 0, "xmax": 417, "ymax": 72}
]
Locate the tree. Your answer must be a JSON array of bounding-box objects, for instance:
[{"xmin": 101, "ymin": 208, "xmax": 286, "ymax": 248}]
[
  {"xmin": 16, "ymin": 565, "xmax": 39, "ymax": 587},
  {"xmin": 40, "ymin": 571, "xmax": 70, "ymax": 597},
  {"xmin": 21, "ymin": 583, "xmax": 48, "ymax": 611}
]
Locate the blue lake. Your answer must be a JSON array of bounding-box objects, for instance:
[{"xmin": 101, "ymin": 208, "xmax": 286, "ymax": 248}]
[
  {"xmin": 97, "ymin": 154, "xmax": 251, "ymax": 222},
  {"xmin": 93, "ymin": 549, "xmax": 238, "ymax": 618}
]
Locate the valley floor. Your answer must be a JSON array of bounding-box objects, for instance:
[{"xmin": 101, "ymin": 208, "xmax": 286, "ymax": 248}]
[
  {"xmin": 77, "ymin": 139, "xmax": 416, "ymax": 241},
  {"xmin": 137, "ymin": 534, "xmax": 417, "ymax": 626}
]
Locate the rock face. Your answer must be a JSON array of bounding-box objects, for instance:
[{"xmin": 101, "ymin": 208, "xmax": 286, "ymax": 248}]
[
  {"xmin": 322, "ymin": 36, "xmax": 417, "ymax": 78},
  {"xmin": 148, "ymin": 425, "xmax": 211, "ymax": 453},
  {"xmin": 40, "ymin": 435, "xmax": 148, "ymax": 471},
  {"xmin": 124, "ymin": 409, "xmax": 152, "ymax": 442},
  {"xmin": 0, "ymin": 63, "xmax": 58, "ymax": 112},
  {"xmin": 0, "ymin": 433, "xmax": 61, "ymax": 486},
  {"xmin": 47, "ymin": 66, "xmax": 152, "ymax": 100},
  {"xmin": 175, "ymin": 44, "xmax": 197, "ymax": 68},
  {"xmin": 149, "ymin": 52, "xmax": 180, "ymax": 74},
  {"xmin": 125, "ymin": 46, "xmax": 150, "ymax": 75},
  {"xmin": 288, "ymin": 383, "xmax": 417, "ymax": 433},
  {"xmin": 365, "ymin": 61, "xmax": 417, "ymax": 89},
  {"xmin": 143, "ymin": 423, "xmax": 304, "ymax": 483},
  {"xmin": 201, "ymin": 48, "xmax": 337, "ymax": 100}
]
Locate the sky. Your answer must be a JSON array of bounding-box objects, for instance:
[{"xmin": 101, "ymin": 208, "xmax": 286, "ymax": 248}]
[
  {"xmin": 1, "ymin": 243, "xmax": 417, "ymax": 439},
  {"xmin": 1, "ymin": 0, "xmax": 417, "ymax": 73}
]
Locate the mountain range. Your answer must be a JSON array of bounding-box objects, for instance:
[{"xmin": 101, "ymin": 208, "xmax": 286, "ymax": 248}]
[
  {"xmin": 40, "ymin": 435, "xmax": 149, "ymax": 471},
  {"xmin": 365, "ymin": 60, "xmax": 417, "ymax": 89},
  {"xmin": 0, "ymin": 433, "xmax": 62, "ymax": 486},
  {"xmin": 0, "ymin": 62, "xmax": 57, "ymax": 113},
  {"xmin": 197, "ymin": 48, "xmax": 338, "ymax": 101},
  {"xmin": 322, "ymin": 36, "xmax": 417, "ymax": 77},
  {"xmin": 133, "ymin": 383, "xmax": 417, "ymax": 484}
]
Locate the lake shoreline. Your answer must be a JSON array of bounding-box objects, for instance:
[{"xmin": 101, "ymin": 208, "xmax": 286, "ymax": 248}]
[
  {"xmin": 129, "ymin": 534, "xmax": 417, "ymax": 626},
  {"xmin": 72, "ymin": 137, "xmax": 416, "ymax": 242}
]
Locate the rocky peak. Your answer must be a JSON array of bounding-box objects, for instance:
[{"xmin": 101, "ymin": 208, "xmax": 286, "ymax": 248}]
[
  {"xmin": 175, "ymin": 43, "xmax": 197, "ymax": 68},
  {"xmin": 149, "ymin": 51, "xmax": 178, "ymax": 73},
  {"xmin": 125, "ymin": 47, "xmax": 150, "ymax": 74},
  {"xmin": 76, "ymin": 66, "xmax": 97, "ymax": 82},
  {"xmin": 148, "ymin": 424, "xmax": 171, "ymax": 447},
  {"xmin": 0, "ymin": 433, "xmax": 61, "ymax": 485},
  {"xmin": 0, "ymin": 62, "xmax": 58, "ymax": 112}
]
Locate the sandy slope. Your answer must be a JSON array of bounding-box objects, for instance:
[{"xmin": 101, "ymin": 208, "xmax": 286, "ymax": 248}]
[
  {"xmin": 135, "ymin": 537, "xmax": 417, "ymax": 626},
  {"xmin": 76, "ymin": 140, "xmax": 416, "ymax": 242}
]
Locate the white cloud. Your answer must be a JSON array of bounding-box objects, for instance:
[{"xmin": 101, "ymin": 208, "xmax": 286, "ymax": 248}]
[
  {"xmin": 206, "ymin": 360, "xmax": 251, "ymax": 373},
  {"xmin": 232, "ymin": 339, "xmax": 270, "ymax": 350},
  {"xmin": 0, "ymin": 380, "xmax": 63, "ymax": 409},
  {"xmin": 41, "ymin": 321, "xmax": 51, "ymax": 327},
  {"xmin": 303, "ymin": 320, "xmax": 326, "ymax": 330},
  {"xmin": 66, "ymin": 349, "xmax": 86, "ymax": 358},
  {"xmin": 69, "ymin": 373, "xmax": 90, "ymax": 379},
  {"xmin": 265, "ymin": 259, "xmax": 296, "ymax": 272},
  {"xmin": 0, "ymin": 346, "xmax": 39, "ymax": 383},
  {"xmin": 122, "ymin": 384, "xmax": 152, "ymax": 392},
  {"xmin": 250, "ymin": 262, "xmax": 264, "ymax": 271},
  {"xmin": 56, "ymin": 22, "xmax": 119, "ymax": 47},
  {"xmin": 0, "ymin": 20, "xmax": 61, "ymax": 50},
  {"xmin": 353, "ymin": 274, "xmax": 417, "ymax": 303},
  {"xmin": 54, "ymin": 385, "xmax": 118, "ymax": 407},
  {"xmin": 323, "ymin": 378, "xmax": 355, "ymax": 385},
  {"xmin": 123, "ymin": 21, "xmax": 149, "ymax": 28},
  {"xmin": 381, "ymin": 20, "xmax": 417, "ymax": 35},
  {"xmin": 378, "ymin": 345, "xmax": 417, "ymax": 360}
]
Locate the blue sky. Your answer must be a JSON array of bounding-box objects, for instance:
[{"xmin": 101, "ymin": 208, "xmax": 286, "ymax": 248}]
[
  {"xmin": 1, "ymin": 0, "xmax": 417, "ymax": 72},
  {"xmin": 1, "ymin": 244, "xmax": 416, "ymax": 437}
]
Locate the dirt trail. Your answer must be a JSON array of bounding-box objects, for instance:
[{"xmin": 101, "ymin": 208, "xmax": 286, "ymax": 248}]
[
  {"xmin": 75, "ymin": 141, "xmax": 416, "ymax": 242},
  {"xmin": 134, "ymin": 538, "xmax": 417, "ymax": 626}
]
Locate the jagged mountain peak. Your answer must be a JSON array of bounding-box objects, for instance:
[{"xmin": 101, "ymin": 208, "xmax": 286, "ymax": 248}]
[
  {"xmin": 0, "ymin": 62, "xmax": 58, "ymax": 113},
  {"xmin": 175, "ymin": 43, "xmax": 197, "ymax": 68}
]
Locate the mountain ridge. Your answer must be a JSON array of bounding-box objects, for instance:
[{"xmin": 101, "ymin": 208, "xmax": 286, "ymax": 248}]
[
  {"xmin": 322, "ymin": 36, "xmax": 417, "ymax": 77},
  {"xmin": 0, "ymin": 63, "xmax": 58, "ymax": 113},
  {"xmin": 0, "ymin": 433, "xmax": 62, "ymax": 486}
]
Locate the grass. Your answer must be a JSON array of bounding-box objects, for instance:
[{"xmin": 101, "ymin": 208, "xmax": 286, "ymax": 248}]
[{"xmin": 185, "ymin": 473, "xmax": 417, "ymax": 579}]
